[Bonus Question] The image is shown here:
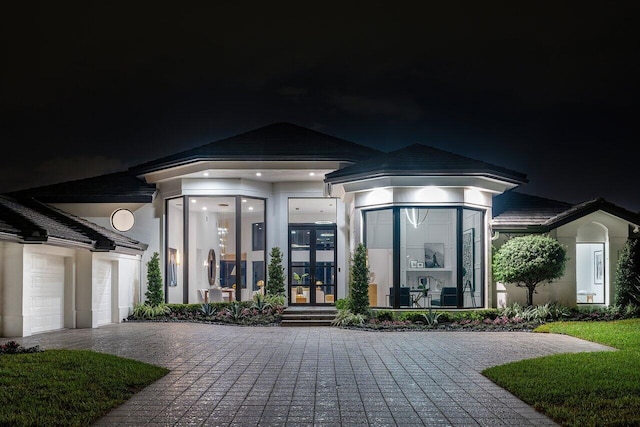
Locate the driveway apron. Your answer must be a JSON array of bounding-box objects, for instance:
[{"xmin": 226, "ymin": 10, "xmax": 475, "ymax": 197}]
[{"xmin": 16, "ymin": 323, "xmax": 613, "ymax": 426}]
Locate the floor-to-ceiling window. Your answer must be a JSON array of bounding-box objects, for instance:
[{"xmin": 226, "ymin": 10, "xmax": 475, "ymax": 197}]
[
  {"xmin": 166, "ymin": 195, "xmax": 266, "ymax": 304},
  {"xmin": 364, "ymin": 206, "xmax": 484, "ymax": 309},
  {"xmin": 241, "ymin": 197, "xmax": 265, "ymax": 301},
  {"xmin": 462, "ymin": 209, "xmax": 483, "ymax": 308},
  {"xmin": 166, "ymin": 197, "xmax": 184, "ymax": 304},
  {"xmin": 364, "ymin": 209, "xmax": 393, "ymax": 308}
]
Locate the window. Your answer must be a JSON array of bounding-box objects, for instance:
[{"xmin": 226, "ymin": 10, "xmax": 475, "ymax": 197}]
[
  {"xmin": 363, "ymin": 206, "xmax": 484, "ymax": 309},
  {"xmin": 252, "ymin": 222, "xmax": 265, "ymax": 251}
]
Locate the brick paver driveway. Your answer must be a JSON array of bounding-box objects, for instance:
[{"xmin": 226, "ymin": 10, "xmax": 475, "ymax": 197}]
[{"xmin": 17, "ymin": 323, "xmax": 613, "ymax": 426}]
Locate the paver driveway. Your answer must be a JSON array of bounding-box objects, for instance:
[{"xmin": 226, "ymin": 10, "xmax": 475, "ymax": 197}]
[{"xmin": 17, "ymin": 323, "xmax": 613, "ymax": 426}]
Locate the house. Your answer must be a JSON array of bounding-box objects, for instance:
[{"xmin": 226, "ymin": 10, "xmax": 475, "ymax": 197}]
[
  {"xmin": 0, "ymin": 194, "xmax": 147, "ymax": 337},
  {"xmin": 2, "ymin": 122, "xmax": 639, "ymax": 337}
]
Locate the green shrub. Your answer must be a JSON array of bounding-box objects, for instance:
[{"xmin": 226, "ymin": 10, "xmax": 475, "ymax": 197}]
[
  {"xmin": 0, "ymin": 340, "xmax": 42, "ymax": 354},
  {"xmin": 615, "ymin": 240, "xmax": 640, "ymax": 307},
  {"xmin": 335, "ymin": 298, "xmax": 350, "ymax": 310},
  {"xmin": 251, "ymin": 293, "xmax": 272, "ymax": 311},
  {"xmin": 373, "ymin": 309, "xmax": 394, "ymax": 322},
  {"xmin": 264, "ymin": 294, "xmax": 286, "ymax": 307},
  {"xmin": 267, "ymin": 247, "xmax": 286, "ymax": 296},
  {"xmin": 397, "ymin": 311, "xmax": 427, "ymax": 323},
  {"xmin": 132, "ymin": 302, "xmax": 171, "ymax": 319},
  {"xmin": 348, "ymin": 243, "xmax": 370, "ymax": 315},
  {"xmin": 331, "ymin": 309, "xmax": 366, "ymax": 326},
  {"xmin": 144, "ymin": 252, "xmax": 164, "ymax": 306},
  {"xmin": 623, "ymin": 303, "xmax": 640, "ymax": 318}
]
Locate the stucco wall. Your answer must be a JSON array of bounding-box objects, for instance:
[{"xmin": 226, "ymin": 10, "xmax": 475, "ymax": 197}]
[{"xmin": 494, "ymin": 210, "xmax": 631, "ymax": 307}]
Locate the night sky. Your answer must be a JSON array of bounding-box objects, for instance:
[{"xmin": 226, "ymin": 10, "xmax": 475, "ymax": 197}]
[{"xmin": 2, "ymin": 3, "xmax": 638, "ymax": 211}]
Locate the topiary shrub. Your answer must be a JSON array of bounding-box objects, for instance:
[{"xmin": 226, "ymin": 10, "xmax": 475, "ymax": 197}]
[
  {"xmin": 145, "ymin": 252, "xmax": 164, "ymax": 306},
  {"xmin": 348, "ymin": 243, "xmax": 370, "ymax": 316},
  {"xmin": 267, "ymin": 247, "xmax": 286, "ymax": 297},
  {"xmin": 493, "ymin": 234, "xmax": 567, "ymax": 306}
]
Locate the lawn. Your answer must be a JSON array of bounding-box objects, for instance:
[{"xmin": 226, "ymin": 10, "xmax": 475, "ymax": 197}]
[
  {"xmin": 482, "ymin": 318, "xmax": 640, "ymax": 427},
  {"xmin": 0, "ymin": 349, "xmax": 169, "ymax": 426}
]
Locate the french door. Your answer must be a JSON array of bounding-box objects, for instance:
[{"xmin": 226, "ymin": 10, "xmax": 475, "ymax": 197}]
[{"xmin": 288, "ymin": 225, "xmax": 336, "ymax": 305}]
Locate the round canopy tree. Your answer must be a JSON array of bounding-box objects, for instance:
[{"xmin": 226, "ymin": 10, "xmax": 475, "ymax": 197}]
[{"xmin": 493, "ymin": 234, "xmax": 567, "ymax": 306}]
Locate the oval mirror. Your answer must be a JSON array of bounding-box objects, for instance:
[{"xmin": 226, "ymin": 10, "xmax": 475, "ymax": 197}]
[{"xmin": 207, "ymin": 249, "xmax": 217, "ymax": 286}]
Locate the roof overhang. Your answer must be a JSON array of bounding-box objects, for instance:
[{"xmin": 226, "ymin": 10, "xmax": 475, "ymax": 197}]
[
  {"xmin": 328, "ymin": 174, "xmax": 521, "ymax": 196},
  {"xmin": 140, "ymin": 160, "xmax": 346, "ymax": 185},
  {"xmin": 492, "ymin": 205, "xmax": 640, "ymax": 233}
]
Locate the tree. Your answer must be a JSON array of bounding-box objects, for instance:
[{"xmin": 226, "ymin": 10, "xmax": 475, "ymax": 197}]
[
  {"xmin": 348, "ymin": 243, "xmax": 370, "ymax": 315},
  {"xmin": 492, "ymin": 234, "xmax": 567, "ymax": 306},
  {"xmin": 614, "ymin": 238, "xmax": 640, "ymax": 307},
  {"xmin": 145, "ymin": 252, "xmax": 164, "ymax": 306},
  {"xmin": 267, "ymin": 247, "xmax": 286, "ymax": 296}
]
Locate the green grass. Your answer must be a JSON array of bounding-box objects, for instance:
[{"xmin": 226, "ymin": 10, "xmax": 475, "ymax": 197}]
[
  {"xmin": 0, "ymin": 349, "xmax": 169, "ymax": 426},
  {"xmin": 482, "ymin": 319, "xmax": 640, "ymax": 427}
]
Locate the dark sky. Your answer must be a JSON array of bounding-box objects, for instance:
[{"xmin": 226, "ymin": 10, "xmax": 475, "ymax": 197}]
[{"xmin": 2, "ymin": 2, "xmax": 639, "ymax": 211}]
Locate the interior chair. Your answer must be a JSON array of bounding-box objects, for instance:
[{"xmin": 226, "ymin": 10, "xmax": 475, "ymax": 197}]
[
  {"xmin": 431, "ymin": 287, "xmax": 457, "ymax": 306},
  {"xmin": 207, "ymin": 287, "xmax": 224, "ymax": 303},
  {"xmin": 389, "ymin": 287, "xmax": 411, "ymax": 307}
]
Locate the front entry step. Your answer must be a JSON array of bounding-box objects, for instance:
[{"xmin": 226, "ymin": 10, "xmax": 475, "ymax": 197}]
[{"xmin": 280, "ymin": 306, "xmax": 337, "ymax": 327}]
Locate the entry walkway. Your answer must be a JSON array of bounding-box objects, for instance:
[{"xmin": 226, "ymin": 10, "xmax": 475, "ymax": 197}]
[{"xmin": 17, "ymin": 323, "xmax": 613, "ymax": 426}]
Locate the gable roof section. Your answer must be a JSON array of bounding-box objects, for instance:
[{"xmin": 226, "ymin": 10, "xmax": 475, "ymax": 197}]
[
  {"xmin": 324, "ymin": 143, "xmax": 528, "ymax": 185},
  {"xmin": 5, "ymin": 171, "xmax": 157, "ymax": 204},
  {"xmin": 0, "ymin": 195, "xmax": 147, "ymax": 252},
  {"xmin": 492, "ymin": 191, "xmax": 640, "ymax": 232},
  {"xmin": 129, "ymin": 122, "xmax": 383, "ymax": 174}
]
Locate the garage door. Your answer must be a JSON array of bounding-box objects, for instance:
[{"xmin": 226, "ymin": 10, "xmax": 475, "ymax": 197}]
[
  {"xmin": 31, "ymin": 254, "xmax": 65, "ymax": 334},
  {"xmin": 94, "ymin": 260, "xmax": 113, "ymax": 326}
]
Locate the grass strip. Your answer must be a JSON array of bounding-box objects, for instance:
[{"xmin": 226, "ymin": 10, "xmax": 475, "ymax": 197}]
[
  {"xmin": 482, "ymin": 319, "xmax": 640, "ymax": 427},
  {"xmin": 0, "ymin": 349, "xmax": 169, "ymax": 426}
]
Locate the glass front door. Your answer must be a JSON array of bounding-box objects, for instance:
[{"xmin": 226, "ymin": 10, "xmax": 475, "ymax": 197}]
[{"xmin": 289, "ymin": 225, "xmax": 336, "ymax": 305}]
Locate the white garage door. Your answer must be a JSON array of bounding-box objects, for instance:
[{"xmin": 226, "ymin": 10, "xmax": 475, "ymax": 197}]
[
  {"xmin": 94, "ymin": 260, "xmax": 113, "ymax": 326},
  {"xmin": 31, "ymin": 254, "xmax": 65, "ymax": 334}
]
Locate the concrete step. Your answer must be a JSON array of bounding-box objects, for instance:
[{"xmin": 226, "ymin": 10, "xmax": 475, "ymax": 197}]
[
  {"xmin": 280, "ymin": 307, "xmax": 337, "ymax": 326},
  {"xmin": 280, "ymin": 319, "xmax": 335, "ymax": 327}
]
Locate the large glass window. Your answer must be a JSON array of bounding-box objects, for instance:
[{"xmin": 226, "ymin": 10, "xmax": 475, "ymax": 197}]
[
  {"xmin": 364, "ymin": 206, "xmax": 484, "ymax": 309},
  {"xmin": 241, "ymin": 198, "xmax": 265, "ymax": 300},
  {"xmin": 167, "ymin": 195, "xmax": 266, "ymax": 304},
  {"xmin": 166, "ymin": 198, "xmax": 184, "ymax": 304},
  {"xmin": 187, "ymin": 197, "xmax": 236, "ymax": 303},
  {"xmin": 364, "ymin": 209, "xmax": 393, "ymax": 308},
  {"xmin": 401, "ymin": 208, "xmax": 457, "ymax": 309},
  {"xmin": 462, "ymin": 209, "xmax": 483, "ymax": 308}
]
